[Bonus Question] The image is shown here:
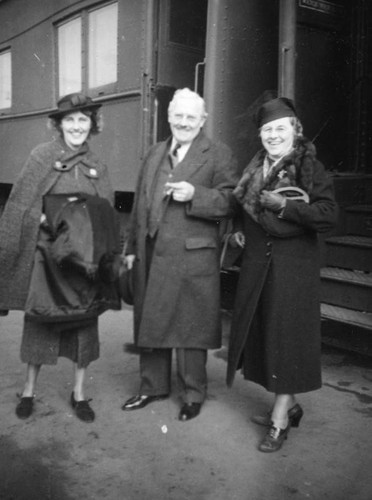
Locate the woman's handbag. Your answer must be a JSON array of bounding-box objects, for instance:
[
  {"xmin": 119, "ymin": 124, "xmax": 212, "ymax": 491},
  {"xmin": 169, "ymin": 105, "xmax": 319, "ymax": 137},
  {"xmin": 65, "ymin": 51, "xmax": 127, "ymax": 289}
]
[
  {"xmin": 220, "ymin": 232, "xmax": 243, "ymax": 269},
  {"xmin": 117, "ymin": 239, "xmax": 134, "ymax": 306},
  {"xmin": 117, "ymin": 263, "xmax": 134, "ymax": 306},
  {"xmin": 258, "ymin": 187, "xmax": 309, "ymax": 238},
  {"xmin": 219, "ymin": 217, "xmax": 244, "ymax": 270}
]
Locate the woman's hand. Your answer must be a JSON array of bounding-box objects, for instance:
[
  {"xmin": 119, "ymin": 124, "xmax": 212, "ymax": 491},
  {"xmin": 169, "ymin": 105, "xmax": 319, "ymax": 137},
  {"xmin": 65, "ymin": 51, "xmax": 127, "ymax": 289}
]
[
  {"xmin": 124, "ymin": 254, "xmax": 135, "ymax": 270},
  {"xmin": 260, "ymin": 190, "xmax": 286, "ymax": 212},
  {"xmin": 230, "ymin": 231, "xmax": 245, "ymax": 248}
]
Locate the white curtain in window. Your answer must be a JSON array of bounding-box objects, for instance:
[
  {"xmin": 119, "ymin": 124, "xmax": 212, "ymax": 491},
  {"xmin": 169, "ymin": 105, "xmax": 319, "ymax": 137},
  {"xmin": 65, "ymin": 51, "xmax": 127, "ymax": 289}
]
[
  {"xmin": 58, "ymin": 18, "xmax": 82, "ymax": 96},
  {"xmin": 89, "ymin": 3, "xmax": 118, "ymax": 89},
  {"xmin": 0, "ymin": 51, "xmax": 11, "ymax": 108}
]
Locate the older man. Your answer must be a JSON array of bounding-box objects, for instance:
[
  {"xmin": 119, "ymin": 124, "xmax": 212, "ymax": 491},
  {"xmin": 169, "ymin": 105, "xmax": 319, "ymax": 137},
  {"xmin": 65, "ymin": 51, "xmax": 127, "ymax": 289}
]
[{"xmin": 122, "ymin": 88, "xmax": 238, "ymax": 421}]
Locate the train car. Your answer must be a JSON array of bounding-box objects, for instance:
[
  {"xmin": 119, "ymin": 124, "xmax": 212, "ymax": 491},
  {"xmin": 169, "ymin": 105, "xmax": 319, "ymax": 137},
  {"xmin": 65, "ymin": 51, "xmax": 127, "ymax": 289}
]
[{"xmin": 0, "ymin": 0, "xmax": 371, "ymax": 351}]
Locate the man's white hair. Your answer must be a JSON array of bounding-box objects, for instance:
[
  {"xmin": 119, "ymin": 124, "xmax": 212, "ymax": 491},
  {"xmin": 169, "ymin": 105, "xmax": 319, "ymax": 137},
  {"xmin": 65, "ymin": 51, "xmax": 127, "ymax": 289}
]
[{"xmin": 168, "ymin": 88, "xmax": 207, "ymax": 116}]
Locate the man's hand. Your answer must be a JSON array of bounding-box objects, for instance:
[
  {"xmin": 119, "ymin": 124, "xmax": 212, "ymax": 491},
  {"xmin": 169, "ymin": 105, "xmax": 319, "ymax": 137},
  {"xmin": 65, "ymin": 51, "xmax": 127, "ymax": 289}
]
[
  {"xmin": 123, "ymin": 254, "xmax": 135, "ymax": 270},
  {"xmin": 164, "ymin": 181, "xmax": 195, "ymax": 202},
  {"xmin": 260, "ymin": 190, "xmax": 286, "ymax": 212}
]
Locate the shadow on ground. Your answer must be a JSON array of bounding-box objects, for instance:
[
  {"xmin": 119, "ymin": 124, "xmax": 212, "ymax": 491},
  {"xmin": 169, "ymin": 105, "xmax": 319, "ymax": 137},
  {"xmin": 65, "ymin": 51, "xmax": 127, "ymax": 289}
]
[{"xmin": 0, "ymin": 435, "xmax": 74, "ymax": 500}]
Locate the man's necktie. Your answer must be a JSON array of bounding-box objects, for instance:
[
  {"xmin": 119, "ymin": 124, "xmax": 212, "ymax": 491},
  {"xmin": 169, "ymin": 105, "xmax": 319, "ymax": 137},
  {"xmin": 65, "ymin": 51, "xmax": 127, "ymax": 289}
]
[{"xmin": 170, "ymin": 143, "xmax": 181, "ymax": 168}]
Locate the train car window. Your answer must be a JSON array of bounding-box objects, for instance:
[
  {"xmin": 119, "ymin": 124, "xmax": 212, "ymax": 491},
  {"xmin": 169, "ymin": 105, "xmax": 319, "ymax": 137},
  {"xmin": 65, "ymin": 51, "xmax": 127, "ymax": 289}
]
[
  {"xmin": 57, "ymin": 2, "xmax": 118, "ymax": 97},
  {"xmin": 88, "ymin": 3, "xmax": 118, "ymax": 89},
  {"xmin": 0, "ymin": 50, "xmax": 11, "ymax": 110},
  {"xmin": 58, "ymin": 17, "xmax": 82, "ymax": 95},
  {"xmin": 169, "ymin": 0, "xmax": 207, "ymax": 50}
]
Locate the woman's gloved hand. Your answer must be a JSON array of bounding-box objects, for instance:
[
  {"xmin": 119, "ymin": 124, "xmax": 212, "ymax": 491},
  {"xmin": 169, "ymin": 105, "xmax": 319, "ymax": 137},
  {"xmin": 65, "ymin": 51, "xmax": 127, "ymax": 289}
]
[
  {"xmin": 230, "ymin": 231, "xmax": 245, "ymax": 248},
  {"xmin": 260, "ymin": 190, "xmax": 286, "ymax": 212}
]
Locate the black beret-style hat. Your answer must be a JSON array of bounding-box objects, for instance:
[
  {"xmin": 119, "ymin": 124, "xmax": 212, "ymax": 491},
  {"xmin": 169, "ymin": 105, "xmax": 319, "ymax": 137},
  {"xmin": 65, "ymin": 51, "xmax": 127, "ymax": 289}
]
[
  {"xmin": 255, "ymin": 97, "xmax": 297, "ymax": 128},
  {"xmin": 49, "ymin": 93, "xmax": 101, "ymax": 119}
]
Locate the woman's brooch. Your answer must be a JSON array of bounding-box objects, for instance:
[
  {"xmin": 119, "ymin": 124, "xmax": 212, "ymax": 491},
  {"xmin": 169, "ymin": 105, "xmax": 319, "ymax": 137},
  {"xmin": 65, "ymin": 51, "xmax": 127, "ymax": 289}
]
[
  {"xmin": 54, "ymin": 160, "xmax": 68, "ymax": 171},
  {"xmin": 277, "ymin": 170, "xmax": 287, "ymax": 179}
]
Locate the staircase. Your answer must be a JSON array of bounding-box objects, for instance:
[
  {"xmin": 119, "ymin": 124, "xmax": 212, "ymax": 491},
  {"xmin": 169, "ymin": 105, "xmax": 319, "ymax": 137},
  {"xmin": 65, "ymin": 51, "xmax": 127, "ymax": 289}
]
[{"xmin": 320, "ymin": 183, "xmax": 372, "ymax": 355}]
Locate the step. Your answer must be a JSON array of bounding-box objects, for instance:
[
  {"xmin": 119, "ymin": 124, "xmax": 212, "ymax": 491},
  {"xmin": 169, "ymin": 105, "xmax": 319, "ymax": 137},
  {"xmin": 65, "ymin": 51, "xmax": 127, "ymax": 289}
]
[
  {"xmin": 345, "ymin": 205, "xmax": 372, "ymax": 236},
  {"xmin": 325, "ymin": 235, "xmax": 372, "ymax": 272},
  {"xmin": 321, "ymin": 303, "xmax": 372, "ymax": 330},
  {"xmin": 321, "ymin": 266, "xmax": 372, "ymax": 286},
  {"xmin": 321, "ymin": 320, "xmax": 372, "ymax": 357},
  {"xmin": 332, "ymin": 174, "xmax": 372, "ymax": 206},
  {"xmin": 346, "ymin": 205, "xmax": 372, "ymax": 214},
  {"xmin": 320, "ymin": 267, "xmax": 372, "ymax": 312}
]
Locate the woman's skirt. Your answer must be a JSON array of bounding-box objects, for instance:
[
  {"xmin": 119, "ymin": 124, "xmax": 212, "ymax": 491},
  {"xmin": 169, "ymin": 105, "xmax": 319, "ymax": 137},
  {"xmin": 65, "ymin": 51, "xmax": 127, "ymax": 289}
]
[{"xmin": 20, "ymin": 317, "xmax": 99, "ymax": 368}]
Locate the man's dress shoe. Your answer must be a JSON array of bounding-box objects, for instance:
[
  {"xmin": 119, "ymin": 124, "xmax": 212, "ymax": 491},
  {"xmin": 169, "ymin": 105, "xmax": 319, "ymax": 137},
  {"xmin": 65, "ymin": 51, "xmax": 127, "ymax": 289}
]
[
  {"xmin": 121, "ymin": 394, "xmax": 168, "ymax": 411},
  {"xmin": 178, "ymin": 402, "xmax": 201, "ymax": 421}
]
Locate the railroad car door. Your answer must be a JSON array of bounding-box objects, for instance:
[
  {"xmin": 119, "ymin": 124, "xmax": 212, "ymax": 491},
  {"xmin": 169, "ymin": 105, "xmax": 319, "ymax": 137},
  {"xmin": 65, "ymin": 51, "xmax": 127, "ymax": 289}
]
[
  {"xmin": 153, "ymin": 0, "xmax": 208, "ymax": 141},
  {"xmin": 152, "ymin": 0, "xmax": 278, "ymax": 170}
]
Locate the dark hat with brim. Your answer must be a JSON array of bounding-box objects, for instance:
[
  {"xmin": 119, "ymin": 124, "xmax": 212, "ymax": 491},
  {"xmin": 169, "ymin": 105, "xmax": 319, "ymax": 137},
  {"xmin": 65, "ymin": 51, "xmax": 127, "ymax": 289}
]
[
  {"xmin": 255, "ymin": 97, "xmax": 297, "ymax": 128},
  {"xmin": 49, "ymin": 93, "xmax": 101, "ymax": 119}
]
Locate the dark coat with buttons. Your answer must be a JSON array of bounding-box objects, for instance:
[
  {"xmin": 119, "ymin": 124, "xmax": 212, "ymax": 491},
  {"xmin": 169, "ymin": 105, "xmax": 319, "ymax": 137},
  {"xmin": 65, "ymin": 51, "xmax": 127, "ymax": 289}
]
[
  {"xmin": 126, "ymin": 131, "xmax": 238, "ymax": 349},
  {"xmin": 226, "ymin": 142, "xmax": 338, "ymax": 394}
]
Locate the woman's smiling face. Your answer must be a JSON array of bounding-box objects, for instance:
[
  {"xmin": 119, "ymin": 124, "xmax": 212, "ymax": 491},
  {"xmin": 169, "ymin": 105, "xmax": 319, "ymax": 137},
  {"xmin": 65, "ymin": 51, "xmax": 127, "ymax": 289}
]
[
  {"xmin": 260, "ymin": 116, "xmax": 295, "ymax": 160},
  {"xmin": 61, "ymin": 111, "xmax": 92, "ymax": 150}
]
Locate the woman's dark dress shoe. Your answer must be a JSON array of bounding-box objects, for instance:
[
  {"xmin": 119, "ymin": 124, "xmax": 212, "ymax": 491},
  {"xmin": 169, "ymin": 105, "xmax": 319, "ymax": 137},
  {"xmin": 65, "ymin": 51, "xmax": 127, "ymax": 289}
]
[
  {"xmin": 16, "ymin": 396, "xmax": 34, "ymax": 419},
  {"xmin": 251, "ymin": 403, "xmax": 303, "ymax": 428},
  {"xmin": 178, "ymin": 402, "xmax": 201, "ymax": 421},
  {"xmin": 70, "ymin": 392, "xmax": 95, "ymax": 423},
  {"xmin": 121, "ymin": 394, "xmax": 168, "ymax": 411},
  {"xmin": 258, "ymin": 423, "xmax": 291, "ymax": 453}
]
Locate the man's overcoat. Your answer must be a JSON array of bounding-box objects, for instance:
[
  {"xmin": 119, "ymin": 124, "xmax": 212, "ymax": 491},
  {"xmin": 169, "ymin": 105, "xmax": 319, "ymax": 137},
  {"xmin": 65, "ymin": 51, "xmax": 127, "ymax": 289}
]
[{"xmin": 127, "ymin": 131, "xmax": 238, "ymax": 349}]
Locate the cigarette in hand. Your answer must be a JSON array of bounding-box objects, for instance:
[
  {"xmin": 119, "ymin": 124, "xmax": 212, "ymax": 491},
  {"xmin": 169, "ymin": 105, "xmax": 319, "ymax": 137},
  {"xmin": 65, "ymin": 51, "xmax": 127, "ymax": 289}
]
[{"xmin": 164, "ymin": 183, "xmax": 173, "ymax": 197}]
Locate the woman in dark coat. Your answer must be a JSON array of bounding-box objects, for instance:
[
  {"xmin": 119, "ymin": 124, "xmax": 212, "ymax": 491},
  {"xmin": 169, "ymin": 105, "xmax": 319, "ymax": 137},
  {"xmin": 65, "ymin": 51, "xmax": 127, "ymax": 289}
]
[
  {"xmin": 0, "ymin": 93, "xmax": 119, "ymax": 422},
  {"xmin": 226, "ymin": 97, "xmax": 338, "ymax": 452}
]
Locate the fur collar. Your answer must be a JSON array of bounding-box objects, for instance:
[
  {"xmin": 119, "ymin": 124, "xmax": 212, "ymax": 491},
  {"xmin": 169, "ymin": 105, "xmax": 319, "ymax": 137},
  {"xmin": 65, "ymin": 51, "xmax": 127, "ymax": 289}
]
[{"xmin": 234, "ymin": 137, "xmax": 317, "ymax": 221}]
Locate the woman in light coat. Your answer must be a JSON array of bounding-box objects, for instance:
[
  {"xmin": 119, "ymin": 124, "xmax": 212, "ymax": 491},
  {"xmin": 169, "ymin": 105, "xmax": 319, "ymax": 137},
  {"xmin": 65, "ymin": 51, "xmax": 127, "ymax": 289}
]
[{"xmin": 0, "ymin": 93, "xmax": 119, "ymax": 423}]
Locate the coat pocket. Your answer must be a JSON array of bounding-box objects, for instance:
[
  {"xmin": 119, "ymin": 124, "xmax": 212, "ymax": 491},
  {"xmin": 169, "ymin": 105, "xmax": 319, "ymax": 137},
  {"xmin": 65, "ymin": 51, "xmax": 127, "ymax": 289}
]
[{"xmin": 185, "ymin": 237, "xmax": 217, "ymax": 276}]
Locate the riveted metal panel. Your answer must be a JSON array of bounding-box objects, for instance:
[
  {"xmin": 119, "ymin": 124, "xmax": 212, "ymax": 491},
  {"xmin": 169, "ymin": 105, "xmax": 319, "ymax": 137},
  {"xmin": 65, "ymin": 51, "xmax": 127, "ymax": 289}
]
[{"xmin": 204, "ymin": 0, "xmax": 279, "ymax": 171}]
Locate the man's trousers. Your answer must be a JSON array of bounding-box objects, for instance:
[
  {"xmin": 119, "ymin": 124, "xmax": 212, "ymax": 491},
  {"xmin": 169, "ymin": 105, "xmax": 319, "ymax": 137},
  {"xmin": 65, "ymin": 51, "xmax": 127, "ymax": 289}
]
[{"xmin": 139, "ymin": 347, "xmax": 207, "ymax": 404}]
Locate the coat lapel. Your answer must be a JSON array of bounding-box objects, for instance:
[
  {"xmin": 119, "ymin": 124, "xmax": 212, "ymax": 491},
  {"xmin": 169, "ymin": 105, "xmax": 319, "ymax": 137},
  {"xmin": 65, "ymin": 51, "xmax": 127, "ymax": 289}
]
[
  {"xmin": 171, "ymin": 131, "xmax": 210, "ymax": 181},
  {"xmin": 144, "ymin": 140, "xmax": 170, "ymax": 203},
  {"xmin": 144, "ymin": 131, "xmax": 211, "ymax": 201}
]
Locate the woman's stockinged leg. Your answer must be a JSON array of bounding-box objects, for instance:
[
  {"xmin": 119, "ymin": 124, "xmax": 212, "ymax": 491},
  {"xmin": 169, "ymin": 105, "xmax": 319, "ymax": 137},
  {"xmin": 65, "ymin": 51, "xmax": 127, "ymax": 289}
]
[
  {"xmin": 258, "ymin": 393, "xmax": 299, "ymax": 452},
  {"xmin": 73, "ymin": 363, "xmax": 86, "ymax": 401},
  {"xmin": 22, "ymin": 363, "xmax": 41, "ymax": 397},
  {"xmin": 15, "ymin": 363, "xmax": 41, "ymax": 419},
  {"xmin": 71, "ymin": 363, "xmax": 95, "ymax": 422},
  {"xmin": 271, "ymin": 393, "xmax": 296, "ymax": 429}
]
